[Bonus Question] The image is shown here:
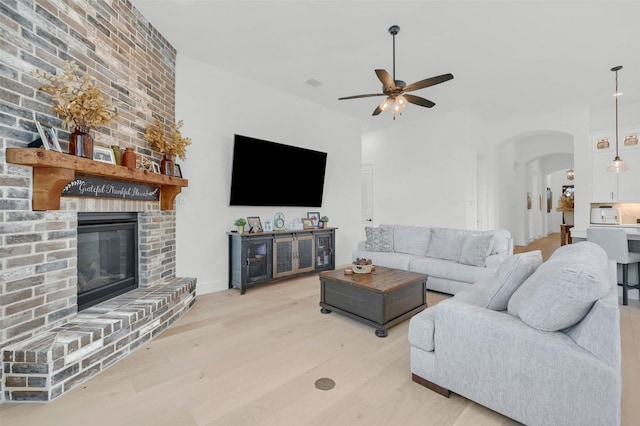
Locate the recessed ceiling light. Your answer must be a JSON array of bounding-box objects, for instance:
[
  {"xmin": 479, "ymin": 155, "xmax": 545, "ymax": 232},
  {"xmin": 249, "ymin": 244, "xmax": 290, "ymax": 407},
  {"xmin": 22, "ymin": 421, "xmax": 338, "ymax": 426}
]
[{"xmin": 305, "ymin": 78, "xmax": 323, "ymax": 87}]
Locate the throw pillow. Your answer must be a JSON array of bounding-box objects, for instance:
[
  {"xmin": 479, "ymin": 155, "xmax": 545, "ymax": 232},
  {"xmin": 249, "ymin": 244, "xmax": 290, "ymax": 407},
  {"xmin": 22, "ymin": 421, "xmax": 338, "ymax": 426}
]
[
  {"xmin": 453, "ymin": 251, "xmax": 543, "ymax": 310},
  {"xmin": 484, "ymin": 250, "xmax": 543, "ymax": 310},
  {"xmin": 507, "ymin": 243, "xmax": 610, "ymax": 331},
  {"xmin": 459, "ymin": 234, "xmax": 495, "ymax": 267},
  {"xmin": 364, "ymin": 226, "xmax": 394, "ymax": 252}
]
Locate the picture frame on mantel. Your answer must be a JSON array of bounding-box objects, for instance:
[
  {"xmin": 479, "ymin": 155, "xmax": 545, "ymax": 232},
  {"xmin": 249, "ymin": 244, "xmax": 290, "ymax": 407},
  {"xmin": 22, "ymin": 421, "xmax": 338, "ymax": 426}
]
[
  {"xmin": 93, "ymin": 146, "xmax": 116, "ymax": 164},
  {"xmin": 301, "ymin": 218, "xmax": 314, "ymax": 229},
  {"xmin": 247, "ymin": 216, "xmax": 263, "ymax": 233},
  {"xmin": 35, "ymin": 121, "xmax": 62, "ymax": 152}
]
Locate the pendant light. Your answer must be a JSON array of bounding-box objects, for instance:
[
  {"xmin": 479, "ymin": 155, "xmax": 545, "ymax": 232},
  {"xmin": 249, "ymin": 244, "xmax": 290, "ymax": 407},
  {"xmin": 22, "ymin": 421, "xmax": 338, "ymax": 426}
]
[{"xmin": 606, "ymin": 65, "xmax": 628, "ymax": 173}]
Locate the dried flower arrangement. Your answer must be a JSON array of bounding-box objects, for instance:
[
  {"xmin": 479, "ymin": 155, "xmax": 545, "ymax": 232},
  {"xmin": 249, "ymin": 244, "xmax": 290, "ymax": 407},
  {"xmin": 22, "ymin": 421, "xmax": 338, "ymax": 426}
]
[
  {"xmin": 144, "ymin": 118, "xmax": 192, "ymax": 160},
  {"xmin": 556, "ymin": 193, "xmax": 574, "ymax": 212},
  {"xmin": 33, "ymin": 61, "xmax": 117, "ymax": 130}
]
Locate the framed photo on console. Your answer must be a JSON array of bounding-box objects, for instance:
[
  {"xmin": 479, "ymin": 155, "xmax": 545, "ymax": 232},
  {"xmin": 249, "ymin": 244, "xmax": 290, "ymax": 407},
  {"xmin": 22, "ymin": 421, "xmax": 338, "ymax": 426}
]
[
  {"xmin": 301, "ymin": 218, "xmax": 314, "ymax": 229},
  {"xmin": 247, "ymin": 216, "xmax": 263, "ymax": 233},
  {"xmin": 263, "ymin": 219, "xmax": 273, "ymax": 232},
  {"xmin": 307, "ymin": 211, "xmax": 320, "ymax": 227}
]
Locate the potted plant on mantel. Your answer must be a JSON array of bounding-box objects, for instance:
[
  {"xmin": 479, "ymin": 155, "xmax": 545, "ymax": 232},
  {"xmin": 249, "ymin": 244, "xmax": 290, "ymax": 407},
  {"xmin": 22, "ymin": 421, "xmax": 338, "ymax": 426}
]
[
  {"xmin": 234, "ymin": 218, "xmax": 247, "ymax": 234},
  {"xmin": 144, "ymin": 118, "xmax": 192, "ymax": 176},
  {"xmin": 33, "ymin": 60, "xmax": 117, "ymax": 159},
  {"xmin": 319, "ymin": 216, "xmax": 329, "ymax": 228},
  {"xmin": 556, "ymin": 193, "xmax": 574, "ymax": 225}
]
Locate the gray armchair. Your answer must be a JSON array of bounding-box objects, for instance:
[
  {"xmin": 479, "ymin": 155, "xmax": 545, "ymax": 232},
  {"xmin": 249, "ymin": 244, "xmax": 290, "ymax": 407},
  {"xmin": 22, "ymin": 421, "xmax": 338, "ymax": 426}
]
[{"xmin": 408, "ymin": 242, "xmax": 621, "ymax": 426}]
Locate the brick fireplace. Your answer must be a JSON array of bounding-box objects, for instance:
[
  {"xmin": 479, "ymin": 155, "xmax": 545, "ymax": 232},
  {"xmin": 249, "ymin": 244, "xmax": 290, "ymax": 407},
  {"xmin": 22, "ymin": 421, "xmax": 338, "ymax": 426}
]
[
  {"xmin": 0, "ymin": 0, "xmax": 196, "ymax": 402},
  {"xmin": 1, "ymin": 195, "xmax": 196, "ymax": 402}
]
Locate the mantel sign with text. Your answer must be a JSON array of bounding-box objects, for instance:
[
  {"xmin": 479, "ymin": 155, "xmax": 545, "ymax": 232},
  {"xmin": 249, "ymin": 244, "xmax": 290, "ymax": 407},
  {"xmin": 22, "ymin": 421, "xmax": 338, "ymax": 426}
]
[{"xmin": 62, "ymin": 175, "xmax": 160, "ymax": 201}]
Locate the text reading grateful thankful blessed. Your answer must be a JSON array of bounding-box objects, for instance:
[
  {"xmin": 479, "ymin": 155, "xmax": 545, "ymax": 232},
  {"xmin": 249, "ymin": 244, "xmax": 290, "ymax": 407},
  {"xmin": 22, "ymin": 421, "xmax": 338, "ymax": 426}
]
[{"xmin": 62, "ymin": 176, "xmax": 160, "ymax": 201}]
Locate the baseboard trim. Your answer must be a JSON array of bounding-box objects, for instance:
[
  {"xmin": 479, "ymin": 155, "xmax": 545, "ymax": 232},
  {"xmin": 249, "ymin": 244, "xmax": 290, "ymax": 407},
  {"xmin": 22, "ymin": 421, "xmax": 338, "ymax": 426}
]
[{"xmin": 412, "ymin": 373, "xmax": 450, "ymax": 398}]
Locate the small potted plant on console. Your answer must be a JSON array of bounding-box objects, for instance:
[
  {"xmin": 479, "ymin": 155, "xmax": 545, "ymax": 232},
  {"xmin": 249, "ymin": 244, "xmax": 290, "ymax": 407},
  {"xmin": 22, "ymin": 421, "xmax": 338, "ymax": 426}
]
[
  {"xmin": 234, "ymin": 218, "xmax": 247, "ymax": 234},
  {"xmin": 319, "ymin": 216, "xmax": 329, "ymax": 228}
]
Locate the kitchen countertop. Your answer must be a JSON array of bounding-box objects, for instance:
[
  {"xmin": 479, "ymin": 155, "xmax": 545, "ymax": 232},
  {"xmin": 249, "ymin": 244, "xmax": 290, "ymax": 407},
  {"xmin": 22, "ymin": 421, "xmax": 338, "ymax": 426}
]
[{"xmin": 572, "ymin": 224, "xmax": 640, "ymax": 240}]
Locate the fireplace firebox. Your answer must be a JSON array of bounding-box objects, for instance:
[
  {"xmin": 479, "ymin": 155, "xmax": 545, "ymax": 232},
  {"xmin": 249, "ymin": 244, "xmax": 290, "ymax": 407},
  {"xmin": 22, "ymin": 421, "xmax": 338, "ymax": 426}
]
[{"xmin": 77, "ymin": 212, "xmax": 138, "ymax": 311}]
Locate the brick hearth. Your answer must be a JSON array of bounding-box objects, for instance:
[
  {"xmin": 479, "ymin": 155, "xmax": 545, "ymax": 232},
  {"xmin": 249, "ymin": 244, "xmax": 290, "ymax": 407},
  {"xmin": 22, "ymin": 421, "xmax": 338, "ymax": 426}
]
[{"xmin": 3, "ymin": 277, "xmax": 195, "ymax": 401}]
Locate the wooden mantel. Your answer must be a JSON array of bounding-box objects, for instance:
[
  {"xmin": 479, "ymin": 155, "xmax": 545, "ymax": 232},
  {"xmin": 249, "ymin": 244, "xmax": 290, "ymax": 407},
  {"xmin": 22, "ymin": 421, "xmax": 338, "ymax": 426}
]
[{"xmin": 6, "ymin": 148, "xmax": 188, "ymax": 211}]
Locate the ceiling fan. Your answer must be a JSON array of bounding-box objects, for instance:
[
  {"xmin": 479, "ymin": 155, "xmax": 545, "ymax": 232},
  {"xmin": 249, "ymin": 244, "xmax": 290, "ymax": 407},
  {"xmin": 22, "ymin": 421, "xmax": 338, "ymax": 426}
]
[{"xmin": 338, "ymin": 25, "xmax": 454, "ymax": 118}]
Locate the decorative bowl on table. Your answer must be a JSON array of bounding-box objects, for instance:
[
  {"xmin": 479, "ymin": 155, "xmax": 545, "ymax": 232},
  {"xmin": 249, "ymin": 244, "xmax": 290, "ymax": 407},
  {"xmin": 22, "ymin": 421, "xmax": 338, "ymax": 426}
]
[{"xmin": 352, "ymin": 264, "xmax": 373, "ymax": 274}]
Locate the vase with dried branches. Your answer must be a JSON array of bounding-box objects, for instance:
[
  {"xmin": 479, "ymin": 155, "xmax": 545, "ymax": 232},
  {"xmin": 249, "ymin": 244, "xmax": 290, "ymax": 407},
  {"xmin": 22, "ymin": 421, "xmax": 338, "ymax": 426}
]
[
  {"xmin": 33, "ymin": 61, "xmax": 117, "ymax": 158},
  {"xmin": 144, "ymin": 118, "xmax": 192, "ymax": 175},
  {"xmin": 556, "ymin": 193, "xmax": 575, "ymax": 225}
]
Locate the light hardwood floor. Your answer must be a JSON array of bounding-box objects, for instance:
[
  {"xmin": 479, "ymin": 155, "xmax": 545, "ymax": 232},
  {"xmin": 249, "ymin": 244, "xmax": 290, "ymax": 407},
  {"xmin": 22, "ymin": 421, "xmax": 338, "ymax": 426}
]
[{"xmin": 3, "ymin": 234, "xmax": 639, "ymax": 425}]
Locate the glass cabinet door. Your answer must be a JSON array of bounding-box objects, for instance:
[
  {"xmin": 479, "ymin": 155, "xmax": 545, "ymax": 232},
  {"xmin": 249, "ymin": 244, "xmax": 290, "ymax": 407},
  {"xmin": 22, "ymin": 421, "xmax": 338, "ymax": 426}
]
[
  {"xmin": 315, "ymin": 232, "xmax": 334, "ymax": 271},
  {"xmin": 243, "ymin": 238, "xmax": 272, "ymax": 283},
  {"xmin": 296, "ymin": 234, "xmax": 315, "ymax": 273},
  {"xmin": 274, "ymin": 237, "xmax": 294, "ymax": 278}
]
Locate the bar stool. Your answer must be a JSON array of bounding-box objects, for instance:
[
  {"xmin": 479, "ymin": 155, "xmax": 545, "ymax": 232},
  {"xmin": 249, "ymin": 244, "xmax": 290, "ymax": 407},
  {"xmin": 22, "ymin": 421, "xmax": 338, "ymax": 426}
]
[{"xmin": 587, "ymin": 227, "xmax": 640, "ymax": 305}]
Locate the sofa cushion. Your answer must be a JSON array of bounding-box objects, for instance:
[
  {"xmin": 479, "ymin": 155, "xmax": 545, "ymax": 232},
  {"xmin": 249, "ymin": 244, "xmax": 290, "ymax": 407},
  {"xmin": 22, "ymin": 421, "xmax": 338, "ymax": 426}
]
[
  {"xmin": 384, "ymin": 225, "xmax": 432, "ymax": 256},
  {"xmin": 426, "ymin": 228, "xmax": 467, "ymax": 262},
  {"xmin": 507, "ymin": 242, "xmax": 610, "ymax": 331},
  {"xmin": 455, "ymin": 251, "xmax": 543, "ymax": 310},
  {"xmin": 459, "ymin": 234, "xmax": 495, "ymax": 267},
  {"xmin": 409, "ymin": 256, "xmax": 495, "ymax": 284},
  {"xmin": 364, "ymin": 226, "xmax": 393, "ymax": 252}
]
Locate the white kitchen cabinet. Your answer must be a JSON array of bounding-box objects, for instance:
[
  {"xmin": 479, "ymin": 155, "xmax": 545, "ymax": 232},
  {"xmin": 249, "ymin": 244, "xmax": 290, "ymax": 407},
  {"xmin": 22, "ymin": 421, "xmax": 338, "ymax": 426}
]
[
  {"xmin": 592, "ymin": 143, "xmax": 640, "ymax": 202},
  {"xmin": 592, "ymin": 151, "xmax": 618, "ymax": 202},
  {"xmin": 617, "ymin": 149, "xmax": 640, "ymax": 201}
]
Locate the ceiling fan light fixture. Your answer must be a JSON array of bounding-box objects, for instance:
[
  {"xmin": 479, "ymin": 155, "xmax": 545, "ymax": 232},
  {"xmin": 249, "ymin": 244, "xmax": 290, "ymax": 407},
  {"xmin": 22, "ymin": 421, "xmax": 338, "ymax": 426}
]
[
  {"xmin": 379, "ymin": 97, "xmax": 392, "ymax": 111},
  {"xmin": 337, "ymin": 25, "xmax": 453, "ymax": 118}
]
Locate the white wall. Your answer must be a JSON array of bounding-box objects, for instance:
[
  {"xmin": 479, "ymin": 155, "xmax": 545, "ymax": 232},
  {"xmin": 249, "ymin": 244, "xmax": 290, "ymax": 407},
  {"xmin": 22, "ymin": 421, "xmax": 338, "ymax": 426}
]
[
  {"xmin": 174, "ymin": 54, "xmax": 363, "ymax": 294},
  {"xmin": 361, "ymin": 109, "xmax": 485, "ymax": 229}
]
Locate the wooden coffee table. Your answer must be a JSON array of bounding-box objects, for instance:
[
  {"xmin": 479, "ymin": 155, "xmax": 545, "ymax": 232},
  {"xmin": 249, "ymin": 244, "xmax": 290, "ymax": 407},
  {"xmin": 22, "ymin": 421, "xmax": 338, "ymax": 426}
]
[{"xmin": 319, "ymin": 266, "xmax": 428, "ymax": 337}]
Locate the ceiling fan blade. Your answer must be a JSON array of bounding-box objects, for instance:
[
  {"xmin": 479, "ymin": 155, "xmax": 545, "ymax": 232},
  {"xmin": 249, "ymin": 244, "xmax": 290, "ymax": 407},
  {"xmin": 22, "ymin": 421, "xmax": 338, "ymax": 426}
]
[
  {"xmin": 372, "ymin": 105, "xmax": 383, "ymax": 116},
  {"xmin": 404, "ymin": 73, "xmax": 454, "ymax": 92},
  {"xmin": 375, "ymin": 69, "xmax": 395, "ymax": 92},
  {"xmin": 404, "ymin": 94, "xmax": 435, "ymax": 108},
  {"xmin": 338, "ymin": 93, "xmax": 385, "ymax": 100}
]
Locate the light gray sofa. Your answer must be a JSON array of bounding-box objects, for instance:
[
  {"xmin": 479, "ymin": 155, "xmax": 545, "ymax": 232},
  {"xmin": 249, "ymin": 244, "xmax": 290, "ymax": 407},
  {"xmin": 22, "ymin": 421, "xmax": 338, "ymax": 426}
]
[
  {"xmin": 408, "ymin": 242, "xmax": 621, "ymax": 426},
  {"xmin": 352, "ymin": 225, "xmax": 514, "ymax": 294}
]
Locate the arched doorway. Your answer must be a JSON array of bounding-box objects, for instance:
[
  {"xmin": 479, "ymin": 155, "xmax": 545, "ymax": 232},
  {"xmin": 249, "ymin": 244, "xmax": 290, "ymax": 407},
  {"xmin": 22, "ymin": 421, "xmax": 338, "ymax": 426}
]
[{"xmin": 493, "ymin": 130, "xmax": 574, "ymax": 246}]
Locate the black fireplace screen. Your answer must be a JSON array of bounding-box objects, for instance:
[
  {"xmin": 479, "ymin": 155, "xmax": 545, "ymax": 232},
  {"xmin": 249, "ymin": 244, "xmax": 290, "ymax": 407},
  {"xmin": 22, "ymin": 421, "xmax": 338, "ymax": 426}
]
[{"xmin": 77, "ymin": 213, "xmax": 138, "ymax": 311}]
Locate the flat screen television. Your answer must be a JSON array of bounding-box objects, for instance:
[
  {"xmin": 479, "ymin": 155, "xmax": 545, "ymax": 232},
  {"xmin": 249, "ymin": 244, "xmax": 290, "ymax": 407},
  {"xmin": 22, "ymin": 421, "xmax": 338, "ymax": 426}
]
[{"xmin": 230, "ymin": 134, "xmax": 328, "ymax": 207}]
